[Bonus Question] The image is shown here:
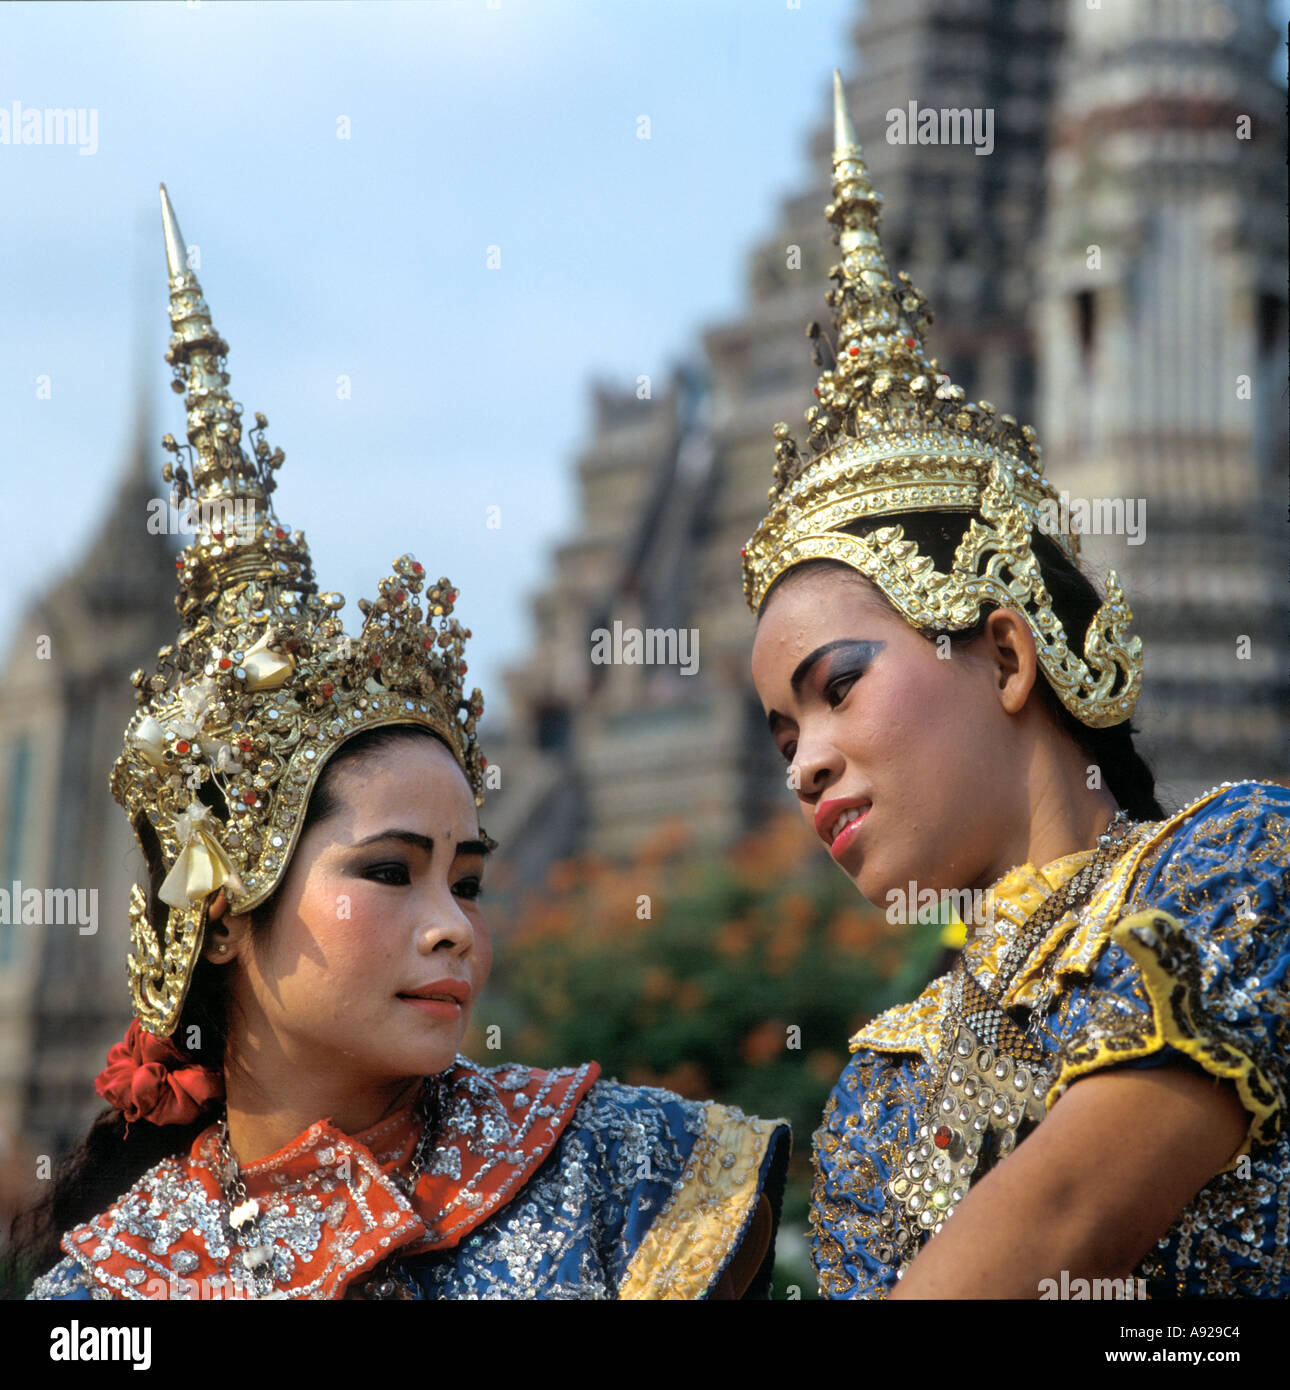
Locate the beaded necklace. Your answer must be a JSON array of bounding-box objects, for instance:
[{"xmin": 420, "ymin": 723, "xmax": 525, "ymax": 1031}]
[
  {"xmin": 876, "ymin": 810, "xmax": 1138, "ymax": 1273},
  {"xmin": 216, "ymin": 1077, "xmax": 442, "ymax": 1300}
]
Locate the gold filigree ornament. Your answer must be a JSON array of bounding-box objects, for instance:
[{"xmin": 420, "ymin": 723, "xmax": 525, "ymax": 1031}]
[
  {"xmin": 117, "ymin": 186, "xmax": 489, "ymax": 1036},
  {"xmin": 741, "ymin": 73, "xmax": 1143, "ymax": 729}
]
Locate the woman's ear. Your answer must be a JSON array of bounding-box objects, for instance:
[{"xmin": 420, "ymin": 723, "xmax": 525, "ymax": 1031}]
[
  {"xmin": 983, "ymin": 607, "xmax": 1039, "ymax": 716},
  {"xmin": 203, "ymin": 887, "xmax": 254, "ymax": 964}
]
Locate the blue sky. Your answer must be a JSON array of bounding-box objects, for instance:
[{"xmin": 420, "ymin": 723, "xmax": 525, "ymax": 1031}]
[
  {"xmin": 1, "ymin": 0, "xmax": 1285, "ymax": 733},
  {"xmin": 0, "ymin": 0, "xmax": 859, "ymax": 730}
]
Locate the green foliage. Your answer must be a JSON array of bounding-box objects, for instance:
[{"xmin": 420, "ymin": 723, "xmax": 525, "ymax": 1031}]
[{"xmin": 485, "ymin": 813, "xmax": 946, "ymax": 1297}]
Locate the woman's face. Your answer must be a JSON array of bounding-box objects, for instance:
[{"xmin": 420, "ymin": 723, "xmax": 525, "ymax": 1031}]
[
  {"xmin": 221, "ymin": 735, "xmax": 492, "ymax": 1093},
  {"xmin": 750, "ymin": 566, "xmax": 1032, "ymax": 906}
]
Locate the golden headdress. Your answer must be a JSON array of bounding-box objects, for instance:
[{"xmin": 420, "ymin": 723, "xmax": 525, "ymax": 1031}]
[
  {"xmin": 115, "ymin": 185, "xmax": 488, "ymax": 1036},
  {"xmin": 741, "ymin": 73, "xmax": 1143, "ymax": 730}
]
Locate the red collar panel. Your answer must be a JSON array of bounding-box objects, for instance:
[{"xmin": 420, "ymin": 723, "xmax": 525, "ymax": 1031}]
[{"xmin": 62, "ymin": 1058, "xmax": 600, "ymax": 1299}]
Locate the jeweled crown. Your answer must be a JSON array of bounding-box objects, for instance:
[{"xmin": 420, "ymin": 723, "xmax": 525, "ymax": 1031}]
[
  {"xmin": 741, "ymin": 73, "xmax": 1143, "ymax": 730},
  {"xmin": 115, "ymin": 185, "xmax": 488, "ymax": 1036}
]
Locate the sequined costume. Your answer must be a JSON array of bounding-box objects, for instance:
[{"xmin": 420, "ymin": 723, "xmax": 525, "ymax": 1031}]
[
  {"xmin": 22, "ymin": 184, "xmax": 790, "ymax": 1303},
  {"xmin": 811, "ymin": 779, "xmax": 1290, "ymax": 1298},
  {"xmin": 29, "ymin": 1057, "xmax": 789, "ymax": 1300}
]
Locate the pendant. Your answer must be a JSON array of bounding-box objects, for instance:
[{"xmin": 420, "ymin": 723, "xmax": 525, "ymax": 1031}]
[
  {"xmin": 879, "ymin": 1021, "xmax": 1051, "ymax": 1266},
  {"xmin": 229, "ymin": 1198, "xmax": 260, "ymax": 1229},
  {"xmin": 243, "ymin": 1242, "xmax": 274, "ymax": 1270}
]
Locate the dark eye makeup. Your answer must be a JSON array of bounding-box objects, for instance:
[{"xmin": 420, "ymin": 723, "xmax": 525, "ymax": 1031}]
[
  {"xmin": 774, "ymin": 645, "xmax": 876, "ymax": 762},
  {"xmin": 361, "ymin": 862, "xmax": 484, "ymax": 899}
]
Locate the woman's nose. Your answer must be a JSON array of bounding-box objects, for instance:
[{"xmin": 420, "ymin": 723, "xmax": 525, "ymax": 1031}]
[
  {"xmin": 415, "ymin": 891, "xmax": 474, "ymax": 955},
  {"xmin": 791, "ymin": 730, "xmax": 844, "ymax": 798}
]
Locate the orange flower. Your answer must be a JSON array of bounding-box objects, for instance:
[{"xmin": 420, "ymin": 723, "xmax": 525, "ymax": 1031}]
[
  {"xmin": 806, "ymin": 1049, "xmax": 844, "ymax": 1084},
  {"xmin": 741, "ymin": 1019, "xmax": 786, "ymax": 1067},
  {"xmin": 765, "ymin": 929, "xmax": 801, "ymax": 976},
  {"xmin": 640, "ymin": 966, "xmax": 673, "ymax": 1003},
  {"xmin": 778, "ymin": 892, "xmax": 814, "ymax": 933},
  {"xmin": 637, "ymin": 818, "xmax": 690, "ymax": 868},
  {"xmin": 675, "ymin": 980, "xmax": 706, "ymax": 1013},
  {"xmin": 660, "ymin": 1060, "xmax": 709, "ymax": 1098},
  {"xmin": 826, "ymin": 909, "xmax": 881, "ymax": 954},
  {"xmin": 715, "ymin": 919, "xmax": 751, "ymax": 958}
]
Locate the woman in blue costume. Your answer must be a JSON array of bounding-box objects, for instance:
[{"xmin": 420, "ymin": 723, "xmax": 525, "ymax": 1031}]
[
  {"xmin": 16, "ymin": 187, "xmax": 788, "ymax": 1302},
  {"xmin": 739, "ymin": 75, "xmax": 1287, "ymax": 1299}
]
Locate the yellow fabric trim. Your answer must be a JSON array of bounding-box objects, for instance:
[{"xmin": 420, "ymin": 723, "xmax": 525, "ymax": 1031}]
[
  {"xmin": 1046, "ymin": 908, "xmax": 1280, "ymax": 1171},
  {"xmin": 1003, "ymin": 787, "xmax": 1232, "ymax": 1007},
  {"xmin": 947, "ymin": 848, "xmax": 1103, "ymax": 1009},
  {"xmin": 849, "ymin": 970, "xmax": 951, "ymax": 1060},
  {"xmin": 618, "ymin": 1103, "xmax": 786, "ymax": 1300},
  {"xmin": 939, "ymin": 916, "xmax": 967, "ymax": 950},
  {"xmin": 845, "ymin": 787, "xmax": 1237, "ymax": 1060}
]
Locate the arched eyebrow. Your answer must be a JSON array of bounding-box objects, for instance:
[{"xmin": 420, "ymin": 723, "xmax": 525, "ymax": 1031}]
[
  {"xmin": 765, "ymin": 639, "xmax": 885, "ymax": 734},
  {"xmin": 352, "ymin": 831, "xmax": 493, "ymax": 857}
]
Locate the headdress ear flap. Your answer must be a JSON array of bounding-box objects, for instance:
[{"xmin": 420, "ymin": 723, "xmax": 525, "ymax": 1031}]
[
  {"xmin": 127, "ymin": 873, "xmax": 213, "ymax": 1040},
  {"xmin": 946, "ymin": 462, "xmax": 1142, "ymax": 728},
  {"xmin": 125, "ymin": 795, "xmax": 216, "ymax": 1045}
]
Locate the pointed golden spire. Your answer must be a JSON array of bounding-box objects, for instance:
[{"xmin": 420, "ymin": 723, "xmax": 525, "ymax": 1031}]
[
  {"xmin": 159, "ymin": 183, "xmax": 274, "ymax": 513},
  {"xmin": 831, "ymin": 68, "xmax": 859, "ymax": 152},
  {"xmin": 157, "ymin": 184, "xmax": 296, "ymax": 618},
  {"xmin": 159, "ymin": 182, "xmax": 189, "ymax": 283},
  {"xmin": 798, "ymin": 73, "xmax": 936, "ymax": 465}
]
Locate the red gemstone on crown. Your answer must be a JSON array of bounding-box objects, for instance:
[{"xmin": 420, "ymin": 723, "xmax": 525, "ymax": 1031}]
[
  {"xmin": 238, "ymin": 738, "xmax": 253, "ymax": 752},
  {"xmin": 320, "ymin": 682, "xmax": 334, "ymax": 697},
  {"xmin": 411, "ymin": 562, "xmax": 423, "ymax": 575},
  {"xmin": 175, "ymin": 740, "xmax": 190, "ymax": 755},
  {"xmin": 275, "ymin": 528, "xmax": 287, "ymax": 540},
  {"xmin": 393, "ymin": 590, "xmax": 406, "ymax": 605},
  {"xmin": 218, "ymin": 657, "xmax": 232, "ymax": 670},
  {"xmin": 848, "ymin": 346, "xmax": 859, "ymax": 357},
  {"xmin": 905, "ymin": 336, "xmax": 916, "ymax": 348},
  {"xmin": 933, "ymin": 1125, "xmax": 953, "ymax": 1150},
  {"xmin": 241, "ymin": 790, "xmax": 257, "ymax": 806}
]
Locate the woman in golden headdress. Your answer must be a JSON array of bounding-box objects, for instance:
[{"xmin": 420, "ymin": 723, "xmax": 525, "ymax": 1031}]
[
  {"xmin": 13, "ymin": 187, "xmax": 788, "ymax": 1301},
  {"xmin": 741, "ymin": 74, "xmax": 1288, "ymax": 1299}
]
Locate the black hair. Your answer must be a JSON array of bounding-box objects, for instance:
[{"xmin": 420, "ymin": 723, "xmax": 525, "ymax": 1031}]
[
  {"xmin": 759, "ymin": 511, "xmax": 1166, "ymax": 824},
  {"xmin": 4, "ymin": 723, "xmax": 449, "ymax": 1292}
]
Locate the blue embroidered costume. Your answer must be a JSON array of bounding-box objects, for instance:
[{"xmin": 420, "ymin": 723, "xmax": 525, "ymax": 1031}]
[
  {"xmin": 25, "ymin": 185, "xmax": 793, "ymax": 1303},
  {"xmin": 812, "ymin": 780, "xmax": 1290, "ymax": 1298},
  {"xmin": 29, "ymin": 1059, "xmax": 789, "ymax": 1300}
]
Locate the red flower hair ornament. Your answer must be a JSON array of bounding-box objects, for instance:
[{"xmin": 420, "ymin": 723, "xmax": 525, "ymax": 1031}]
[{"xmin": 95, "ymin": 1019, "xmax": 225, "ymax": 1126}]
